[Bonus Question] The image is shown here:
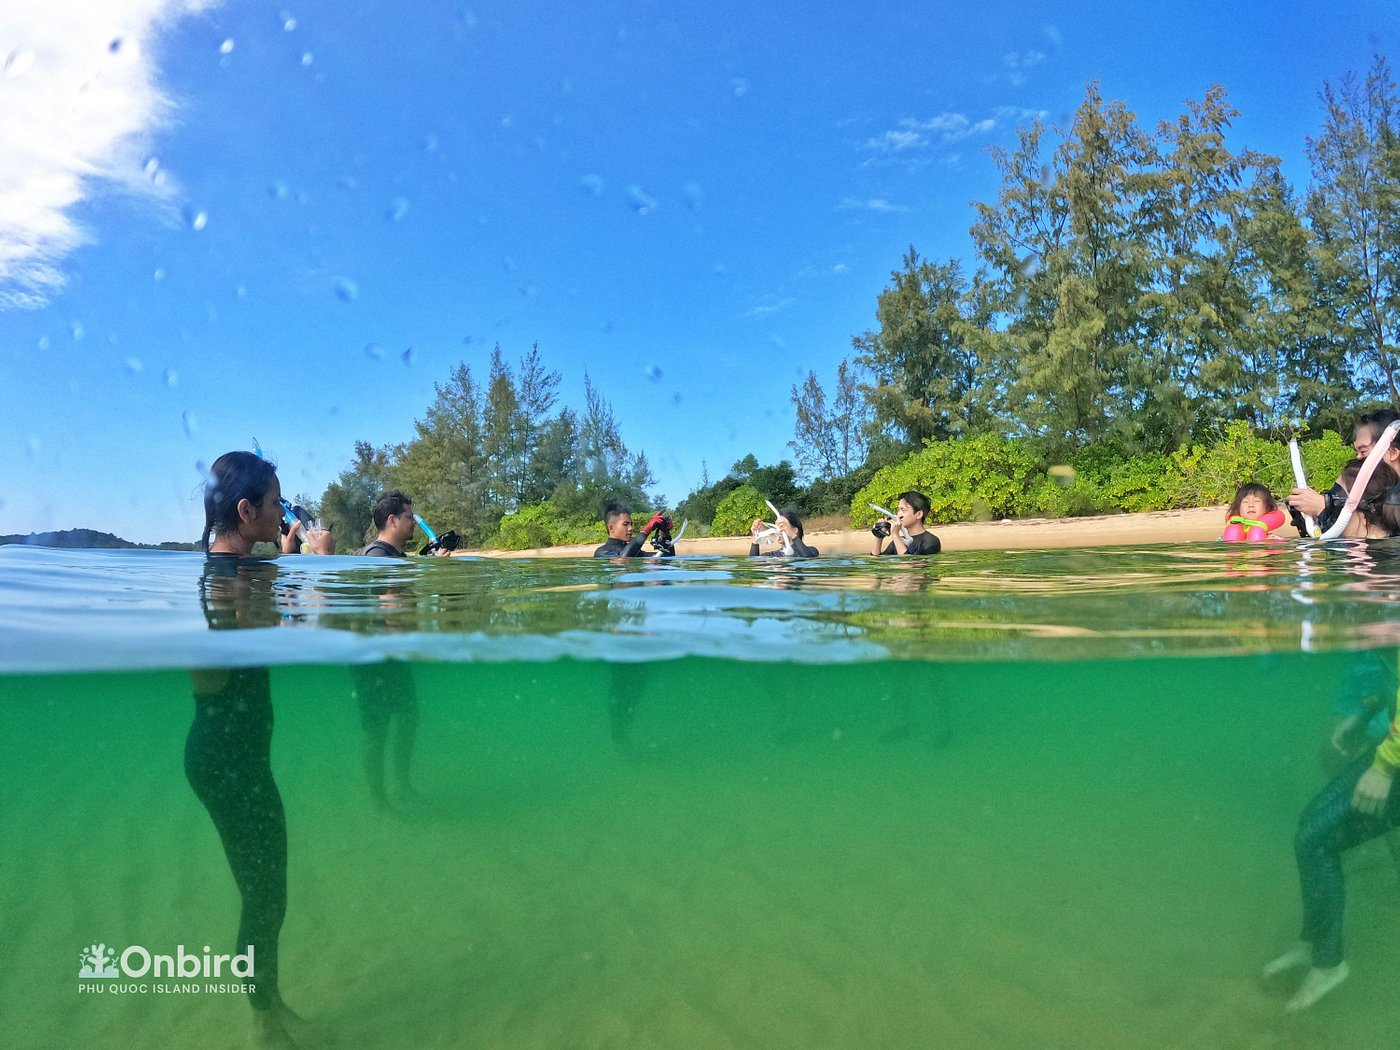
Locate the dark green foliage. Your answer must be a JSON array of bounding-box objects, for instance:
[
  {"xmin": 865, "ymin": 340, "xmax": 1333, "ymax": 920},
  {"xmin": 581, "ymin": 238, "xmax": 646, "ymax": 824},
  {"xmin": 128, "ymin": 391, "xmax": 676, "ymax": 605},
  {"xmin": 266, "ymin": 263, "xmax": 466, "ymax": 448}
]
[
  {"xmin": 320, "ymin": 350, "xmax": 653, "ymax": 549},
  {"xmin": 850, "ymin": 425, "xmax": 1354, "ymax": 525}
]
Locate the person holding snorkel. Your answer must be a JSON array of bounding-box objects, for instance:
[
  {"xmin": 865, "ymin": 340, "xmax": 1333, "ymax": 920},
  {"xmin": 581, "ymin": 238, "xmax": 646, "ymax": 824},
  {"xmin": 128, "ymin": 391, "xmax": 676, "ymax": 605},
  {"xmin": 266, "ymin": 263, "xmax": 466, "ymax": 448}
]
[
  {"xmin": 869, "ymin": 490, "xmax": 941, "ymax": 555},
  {"xmin": 749, "ymin": 506, "xmax": 819, "ymax": 557},
  {"xmin": 1265, "ymin": 462, "xmax": 1400, "ymax": 1011},
  {"xmin": 1288, "ymin": 410, "xmax": 1400, "ymax": 532},
  {"xmin": 192, "ymin": 450, "xmax": 322, "ymax": 1048}
]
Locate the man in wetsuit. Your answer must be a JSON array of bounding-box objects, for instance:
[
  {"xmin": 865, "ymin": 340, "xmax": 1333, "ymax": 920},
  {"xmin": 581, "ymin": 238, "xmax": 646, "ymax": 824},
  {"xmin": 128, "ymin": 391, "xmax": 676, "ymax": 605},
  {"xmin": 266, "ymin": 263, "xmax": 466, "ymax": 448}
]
[
  {"xmin": 359, "ymin": 491, "xmax": 418, "ymax": 557},
  {"xmin": 870, "ymin": 490, "xmax": 941, "ymax": 555},
  {"xmin": 593, "ymin": 502, "xmax": 669, "ymax": 557},
  {"xmin": 355, "ymin": 489, "xmax": 424, "ymax": 810}
]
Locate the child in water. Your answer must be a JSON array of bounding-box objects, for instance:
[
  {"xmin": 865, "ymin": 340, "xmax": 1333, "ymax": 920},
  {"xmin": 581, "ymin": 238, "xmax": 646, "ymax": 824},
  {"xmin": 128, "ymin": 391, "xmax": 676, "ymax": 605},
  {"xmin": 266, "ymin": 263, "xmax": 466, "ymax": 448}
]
[{"xmin": 1222, "ymin": 483, "xmax": 1285, "ymax": 542}]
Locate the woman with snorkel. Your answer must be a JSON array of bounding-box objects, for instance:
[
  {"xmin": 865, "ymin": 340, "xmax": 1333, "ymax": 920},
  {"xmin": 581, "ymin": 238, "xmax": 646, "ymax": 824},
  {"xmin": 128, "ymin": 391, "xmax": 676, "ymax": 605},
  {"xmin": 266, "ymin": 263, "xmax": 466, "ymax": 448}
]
[{"xmin": 192, "ymin": 450, "xmax": 323, "ymax": 1048}]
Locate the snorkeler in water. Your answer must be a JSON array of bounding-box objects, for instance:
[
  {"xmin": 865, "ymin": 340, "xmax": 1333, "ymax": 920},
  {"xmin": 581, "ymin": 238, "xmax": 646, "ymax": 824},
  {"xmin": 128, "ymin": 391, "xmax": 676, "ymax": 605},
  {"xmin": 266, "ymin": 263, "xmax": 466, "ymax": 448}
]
[
  {"xmin": 192, "ymin": 450, "xmax": 322, "ymax": 1048},
  {"xmin": 749, "ymin": 507, "xmax": 820, "ymax": 558}
]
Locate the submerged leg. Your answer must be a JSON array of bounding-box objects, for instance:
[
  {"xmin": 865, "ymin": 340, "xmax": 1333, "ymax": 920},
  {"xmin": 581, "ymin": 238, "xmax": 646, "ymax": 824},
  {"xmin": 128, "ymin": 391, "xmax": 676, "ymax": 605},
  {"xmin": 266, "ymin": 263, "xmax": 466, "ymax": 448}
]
[{"xmin": 186, "ymin": 668, "xmax": 287, "ymax": 1014}]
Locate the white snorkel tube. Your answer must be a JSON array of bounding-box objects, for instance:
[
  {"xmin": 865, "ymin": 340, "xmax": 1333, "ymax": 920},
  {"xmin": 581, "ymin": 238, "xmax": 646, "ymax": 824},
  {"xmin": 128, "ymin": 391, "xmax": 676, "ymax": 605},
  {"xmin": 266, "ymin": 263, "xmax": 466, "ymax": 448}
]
[
  {"xmin": 869, "ymin": 501, "xmax": 908, "ymax": 543},
  {"xmin": 1317, "ymin": 418, "xmax": 1400, "ymax": 539},
  {"xmin": 1288, "ymin": 439, "xmax": 1319, "ymax": 538},
  {"xmin": 751, "ymin": 499, "xmax": 785, "ymax": 551}
]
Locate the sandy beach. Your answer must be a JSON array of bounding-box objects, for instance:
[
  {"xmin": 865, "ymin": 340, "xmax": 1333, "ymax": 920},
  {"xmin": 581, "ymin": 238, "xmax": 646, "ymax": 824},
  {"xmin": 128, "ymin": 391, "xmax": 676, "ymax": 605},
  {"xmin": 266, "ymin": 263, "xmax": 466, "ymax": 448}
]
[{"xmin": 458, "ymin": 505, "xmax": 1231, "ymax": 558}]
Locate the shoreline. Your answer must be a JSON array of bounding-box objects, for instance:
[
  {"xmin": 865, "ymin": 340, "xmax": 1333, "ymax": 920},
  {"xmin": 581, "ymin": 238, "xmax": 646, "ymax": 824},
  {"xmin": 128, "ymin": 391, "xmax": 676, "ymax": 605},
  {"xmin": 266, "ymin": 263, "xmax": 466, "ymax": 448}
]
[{"xmin": 455, "ymin": 505, "xmax": 1231, "ymax": 558}]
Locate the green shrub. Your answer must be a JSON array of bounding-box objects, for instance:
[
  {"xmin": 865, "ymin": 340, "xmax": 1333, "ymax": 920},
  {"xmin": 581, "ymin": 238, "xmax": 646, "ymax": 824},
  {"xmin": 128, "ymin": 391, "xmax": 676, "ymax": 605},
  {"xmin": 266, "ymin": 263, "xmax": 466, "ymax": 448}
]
[
  {"xmin": 845, "ymin": 425, "xmax": 1355, "ymax": 527},
  {"xmin": 1294, "ymin": 430, "xmax": 1352, "ymax": 494},
  {"xmin": 1027, "ymin": 475, "xmax": 1110, "ymax": 518},
  {"xmin": 1103, "ymin": 453, "xmax": 1179, "ymax": 512},
  {"xmin": 711, "ymin": 484, "xmax": 770, "ymax": 536},
  {"xmin": 493, "ymin": 502, "xmax": 604, "ymax": 550},
  {"xmin": 850, "ymin": 434, "xmax": 1044, "ymax": 526}
]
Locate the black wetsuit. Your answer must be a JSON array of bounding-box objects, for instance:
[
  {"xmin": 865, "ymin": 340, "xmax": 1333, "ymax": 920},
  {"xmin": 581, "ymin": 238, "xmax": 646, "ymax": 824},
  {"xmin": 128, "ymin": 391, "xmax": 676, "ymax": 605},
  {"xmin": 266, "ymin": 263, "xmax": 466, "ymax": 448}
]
[
  {"xmin": 359, "ymin": 539, "xmax": 405, "ymax": 557},
  {"xmin": 748, "ymin": 538, "xmax": 820, "ymax": 557},
  {"xmin": 1293, "ymin": 747, "xmax": 1400, "ymax": 967},
  {"xmin": 593, "ymin": 536, "xmax": 646, "ymax": 557},
  {"xmin": 353, "ymin": 537, "xmax": 418, "ymax": 804},
  {"xmin": 879, "ymin": 531, "xmax": 941, "ymax": 555},
  {"xmin": 189, "ymin": 557, "xmax": 286, "ymax": 1012}
]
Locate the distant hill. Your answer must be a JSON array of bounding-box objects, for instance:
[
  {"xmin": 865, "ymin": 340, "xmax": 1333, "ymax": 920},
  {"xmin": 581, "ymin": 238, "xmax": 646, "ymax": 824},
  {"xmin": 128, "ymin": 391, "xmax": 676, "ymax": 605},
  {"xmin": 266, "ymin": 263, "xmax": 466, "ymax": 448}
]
[{"xmin": 0, "ymin": 529, "xmax": 197, "ymax": 551}]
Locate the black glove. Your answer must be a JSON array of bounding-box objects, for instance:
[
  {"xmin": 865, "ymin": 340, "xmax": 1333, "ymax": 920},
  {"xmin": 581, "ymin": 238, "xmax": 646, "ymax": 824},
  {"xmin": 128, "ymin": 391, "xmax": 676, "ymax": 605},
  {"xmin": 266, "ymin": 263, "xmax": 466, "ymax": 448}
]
[{"xmin": 871, "ymin": 520, "xmax": 891, "ymax": 538}]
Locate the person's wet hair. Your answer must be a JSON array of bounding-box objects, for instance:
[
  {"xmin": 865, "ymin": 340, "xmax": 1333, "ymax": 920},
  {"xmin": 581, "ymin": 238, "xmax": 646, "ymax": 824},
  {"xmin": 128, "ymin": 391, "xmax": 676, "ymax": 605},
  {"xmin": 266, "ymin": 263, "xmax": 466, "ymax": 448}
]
[
  {"xmin": 778, "ymin": 506, "xmax": 805, "ymax": 538},
  {"xmin": 1228, "ymin": 483, "xmax": 1277, "ymax": 517},
  {"xmin": 371, "ymin": 490, "xmax": 413, "ymax": 530},
  {"xmin": 1338, "ymin": 459, "xmax": 1400, "ymax": 534},
  {"xmin": 603, "ymin": 502, "xmax": 632, "ymax": 527},
  {"xmin": 1357, "ymin": 409, "xmax": 1400, "ymax": 444},
  {"xmin": 202, "ymin": 451, "xmax": 278, "ymax": 552},
  {"xmin": 898, "ymin": 490, "xmax": 931, "ymax": 521}
]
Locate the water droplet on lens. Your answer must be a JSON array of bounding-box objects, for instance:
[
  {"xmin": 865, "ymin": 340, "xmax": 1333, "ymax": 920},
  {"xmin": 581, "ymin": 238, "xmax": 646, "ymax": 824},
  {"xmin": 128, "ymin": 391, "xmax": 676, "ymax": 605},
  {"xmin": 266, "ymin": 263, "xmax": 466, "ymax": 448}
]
[
  {"xmin": 182, "ymin": 410, "xmax": 198, "ymax": 438},
  {"xmin": 109, "ymin": 38, "xmax": 123, "ymax": 54},
  {"xmin": 153, "ymin": 267, "xmax": 166, "ymax": 282},
  {"xmin": 671, "ymin": 392, "xmax": 682, "ymax": 404},
  {"xmin": 337, "ymin": 175, "xmax": 358, "ymax": 191},
  {"xmin": 269, "ymin": 181, "xmax": 289, "ymax": 199},
  {"xmin": 124, "ymin": 357, "xmax": 143, "ymax": 374},
  {"xmin": 219, "ymin": 38, "xmax": 235, "ymax": 55},
  {"xmin": 26, "ymin": 436, "xmax": 41, "ymax": 457},
  {"xmin": 422, "ymin": 134, "xmax": 439, "ymax": 153},
  {"xmin": 645, "ymin": 365, "xmax": 662, "ymax": 381},
  {"xmin": 37, "ymin": 335, "xmax": 50, "ymax": 350},
  {"xmin": 184, "ymin": 207, "xmax": 208, "ymax": 231},
  {"xmin": 730, "ymin": 77, "xmax": 749, "ymax": 97},
  {"xmin": 364, "ymin": 342, "xmax": 385, "ymax": 360},
  {"xmin": 580, "ymin": 174, "xmax": 604, "ymax": 197},
  {"xmin": 280, "ymin": 10, "xmax": 297, "ymax": 31},
  {"xmin": 334, "ymin": 278, "xmax": 359, "ymax": 302},
  {"xmin": 713, "ymin": 263, "xmax": 728, "ymax": 275},
  {"xmin": 70, "ymin": 321, "xmax": 84, "ymax": 341},
  {"xmin": 625, "ymin": 185, "xmax": 657, "ymax": 215},
  {"xmin": 301, "ymin": 52, "xmax": 314, "ymax": 66},
  {"xmin": 164, "ymin": 368, "xmax": 178, "ymax": 387},
  {"xmin": 143, "ymin": 156, "xmax": 159, "ymax": 176},
  {"xmin": 386, "ymin": 197, "xmax": 409, "ymax": 221},
  {"xmin": 402, "ymin": 347, "xmax": 415, "ymax": 365},
  {"xmin": 4, "ymin": 49, "xmax": 35, "ymax": 78},
  {"xmin": 682, "ymin": 182, "xmax": 702, "ymax": 210}
]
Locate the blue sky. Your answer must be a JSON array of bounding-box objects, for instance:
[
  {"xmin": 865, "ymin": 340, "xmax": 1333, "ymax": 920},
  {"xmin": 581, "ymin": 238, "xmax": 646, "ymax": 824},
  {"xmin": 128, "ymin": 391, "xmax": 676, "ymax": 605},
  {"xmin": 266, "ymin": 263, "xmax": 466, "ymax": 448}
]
[{"xmin": 1, "ymin": 1, "xmax": 1394, "ymax": 544}]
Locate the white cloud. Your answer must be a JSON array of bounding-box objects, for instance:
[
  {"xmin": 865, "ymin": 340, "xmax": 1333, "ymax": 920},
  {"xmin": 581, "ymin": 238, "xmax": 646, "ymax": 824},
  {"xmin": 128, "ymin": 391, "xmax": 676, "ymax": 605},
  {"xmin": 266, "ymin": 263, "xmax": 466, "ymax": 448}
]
[
  {"xmin": 836, "ymin": 197, "xmax": 910, "ymax": 214},
  {"xmin": 862, "ymin": 107, "xmax": 1046, "ymax": 157},
  {"xmin": 743, "ymin": 296, "xmax": 796, "ymax": 318},
  {"xmin": 0, "ymin": 1, "xmax": 215, "ymax": 310}
]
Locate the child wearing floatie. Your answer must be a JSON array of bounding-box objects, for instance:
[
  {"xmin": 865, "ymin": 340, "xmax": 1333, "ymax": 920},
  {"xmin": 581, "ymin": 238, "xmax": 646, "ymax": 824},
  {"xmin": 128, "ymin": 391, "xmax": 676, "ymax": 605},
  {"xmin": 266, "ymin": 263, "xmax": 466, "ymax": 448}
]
[{"xmin": 1222, "ymin": 482, "xmax": 1285, "ymax": 541}]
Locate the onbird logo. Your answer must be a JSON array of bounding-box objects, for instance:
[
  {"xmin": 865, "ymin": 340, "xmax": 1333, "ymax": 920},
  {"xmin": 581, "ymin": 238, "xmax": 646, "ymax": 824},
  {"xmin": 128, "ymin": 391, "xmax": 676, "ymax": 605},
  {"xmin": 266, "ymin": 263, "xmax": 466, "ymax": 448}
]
[{"xmin": 79, "ymin": 944, "xmax": 119, "ymax": 978}]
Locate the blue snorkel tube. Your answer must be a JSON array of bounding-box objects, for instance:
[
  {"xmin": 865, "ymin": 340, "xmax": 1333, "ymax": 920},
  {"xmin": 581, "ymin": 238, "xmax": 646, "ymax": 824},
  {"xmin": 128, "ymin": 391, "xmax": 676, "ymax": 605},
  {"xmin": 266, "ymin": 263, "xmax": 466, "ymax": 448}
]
[
  {"xmin": 414, "ymin": 513, "xmax": 461, "ymax": 555},
  {"xmin": 251, "ymin": 439, "xmax": 326, "ymax": 550}
]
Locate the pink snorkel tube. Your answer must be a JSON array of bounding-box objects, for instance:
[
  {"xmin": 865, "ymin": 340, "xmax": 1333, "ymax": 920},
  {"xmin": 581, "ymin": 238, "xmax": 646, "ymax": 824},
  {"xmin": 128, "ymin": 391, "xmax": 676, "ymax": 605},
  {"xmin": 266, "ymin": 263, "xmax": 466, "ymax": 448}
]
[{"xmin": 1317, "ymin": 419, "xmax": 1400, "ymax": 539}]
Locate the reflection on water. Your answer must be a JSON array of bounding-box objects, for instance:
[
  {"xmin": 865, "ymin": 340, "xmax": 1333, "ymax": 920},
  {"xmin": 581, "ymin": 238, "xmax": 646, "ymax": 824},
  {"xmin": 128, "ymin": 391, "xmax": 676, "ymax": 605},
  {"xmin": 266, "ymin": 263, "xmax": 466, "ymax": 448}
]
[
  {"xmin": 2, "ymin": 543, "xmax": 1400, "ymax": 1047},
  {"xmin": 7, "ymin": 542, "xmax": 1400, "ymax": 671}
]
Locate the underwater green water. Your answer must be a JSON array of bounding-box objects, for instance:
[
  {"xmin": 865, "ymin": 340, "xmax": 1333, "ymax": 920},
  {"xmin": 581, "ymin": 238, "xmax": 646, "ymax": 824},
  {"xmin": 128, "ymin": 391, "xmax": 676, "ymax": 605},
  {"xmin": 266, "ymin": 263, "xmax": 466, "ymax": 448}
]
[{"xmin": 2, "ymin": 545, "xmax": 1399, "ymax": 1048}]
